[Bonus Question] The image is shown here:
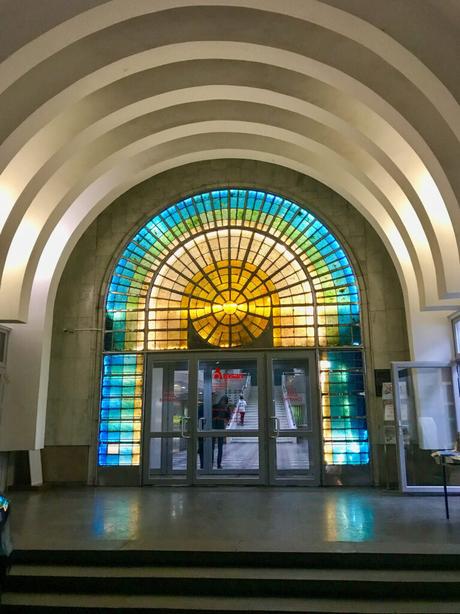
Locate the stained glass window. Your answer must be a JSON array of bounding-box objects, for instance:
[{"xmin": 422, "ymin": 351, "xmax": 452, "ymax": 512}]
[
  {"xmin": 98, "ymin": 354, "xmax": 143, "ymax": 466},
  {"xmin": 104, "ymin": 190, "xmax": 360, "ymax": 352},
  {"xmin": 99, "ymin": 189, "xmax": 367, "ymax": 467},
  {"xmin": 320, "ymin": 350, "xmax": 369, "ymax": 465}
]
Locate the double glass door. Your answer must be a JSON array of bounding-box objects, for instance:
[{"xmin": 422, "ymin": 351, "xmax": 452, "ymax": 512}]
[{"xmin": 143, "ymin": 351, "xmax": 319, "ymax": 485}]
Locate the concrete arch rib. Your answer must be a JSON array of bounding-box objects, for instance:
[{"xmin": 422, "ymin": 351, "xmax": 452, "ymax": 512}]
[
  {"xmin": 1, "ymin": 33, "xmax": 458, "ymax": 241},
  {"xmin": 0, "ymin": 47, "xmax": 458, "ymax": 305},
  {"xmin": 30, "ymin": 146, "xmax": 451, "ymax": 363},
  {"xmin": 1, "ymin": 0, "xmax": 457, "ymax": 139},
  {"xmin": 0, "ymin": 126, "xmax": 446, "ymax": 322},
  {"xmin": 1, "ymin": 111, "xmax": 453, "ymax": 323},
  {"xmin": 0, "ymin": 4, "xmax": 457, "ymax": 237}
]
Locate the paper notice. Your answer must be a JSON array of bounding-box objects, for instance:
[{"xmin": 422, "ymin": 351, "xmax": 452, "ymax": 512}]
[
  {"xmin": 384, "ymin": 403, "xmax": 395, "ymax": 421},
  {"xmin": 382, "ymin": 382, "xmax": 393, "ymax": 401}
]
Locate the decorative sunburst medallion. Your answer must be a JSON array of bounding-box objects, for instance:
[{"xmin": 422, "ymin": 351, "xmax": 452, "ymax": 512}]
[{"xmin": 183, "ymin": 259, "xmax": 274, "ymax": 347}]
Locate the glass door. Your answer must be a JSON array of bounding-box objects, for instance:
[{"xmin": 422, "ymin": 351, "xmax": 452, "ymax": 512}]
[
  {"xmin": 143, "ymin": 358, "xmax": 192, "ymax": 483},
  {"xmin": 267, "ymin": 352, "xmax": 320, "ymax": 485},
  {"xmin": 142, "ymin": 351, "xmax": 322, "ymax": 485},
  {"xmin": 195, "ymin": 354, "xmax": 263, "ymax": 483},
  {"xmin": 392, "ymin": 362, "xmax": 460, "ymax": 493}
]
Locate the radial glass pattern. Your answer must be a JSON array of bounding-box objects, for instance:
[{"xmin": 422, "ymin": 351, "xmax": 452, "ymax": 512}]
[
  {"xmin": 105, "ymin": 189, "xmax": 361, "ymax": 352},
  {"xmin": 100, "ymin": 188, "xmax": 367, "ymax": 468},
  {"xmin": 184, "ymin": 258, "xmax": 272, "ymax": 347}
]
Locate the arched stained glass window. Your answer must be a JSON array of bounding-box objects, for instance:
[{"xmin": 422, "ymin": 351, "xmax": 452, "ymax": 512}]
[
  {"xmin": 99, "ymin": 189, "xmax": 368, "ymax": 468},
  {"xmin": 104, "ymin": 189, "xmax": 360, "ymax": 352}
]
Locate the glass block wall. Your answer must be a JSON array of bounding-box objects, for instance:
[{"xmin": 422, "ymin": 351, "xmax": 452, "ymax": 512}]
[
  {"xmin": 98, "ymin": 354, "xmax": 143, "ymax": 466},
  {"xmin": 320, "ymin": 350, "xmax": 369, "ymax": 465},
  {"xmin": 100, "ymin": 189, "xmax": 368, "ymax": 467}
]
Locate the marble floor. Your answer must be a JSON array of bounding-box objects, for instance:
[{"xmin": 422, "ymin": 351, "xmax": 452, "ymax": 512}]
[{"xmin": 7, "ymin": 486, "xmax": 460, "ymax": 555}]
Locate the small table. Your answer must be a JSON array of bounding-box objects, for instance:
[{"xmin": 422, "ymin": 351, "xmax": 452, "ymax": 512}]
[{"xmin": 432, "ymin": 450, "xmax": 460, "ymax": 519}]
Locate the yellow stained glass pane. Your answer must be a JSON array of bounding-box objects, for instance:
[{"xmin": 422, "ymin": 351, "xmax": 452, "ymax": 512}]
[{"xmin": 145, "ymin": 224, "xmax": 329, "ymax": 349}]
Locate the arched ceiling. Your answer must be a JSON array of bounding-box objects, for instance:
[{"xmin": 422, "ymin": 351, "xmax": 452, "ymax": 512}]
[{"xmin": 0, "ymin": 0, "xmax": 459, "ymax": 339}]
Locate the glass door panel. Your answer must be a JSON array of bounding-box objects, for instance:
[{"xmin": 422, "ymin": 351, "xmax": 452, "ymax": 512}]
[
  {"xmin": 149, "ymin": 437, "xmax": 187, "ymax": 473},
  {"xmin": 268, "ymin": 353, "xmax": 320, "ymax": 484},
  {"xmin": 393, "ymin": 362, "xmax": 460, "ymax": 492},
  {"xmin": 143, "ymin": 359, "xmax": 190, "ymax": 482},
  {"xmin": 196, "ymin": 357, "xmax": 261, "ymax": 480}
]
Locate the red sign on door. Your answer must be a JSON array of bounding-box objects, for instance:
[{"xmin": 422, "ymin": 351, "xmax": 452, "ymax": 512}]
[{"xmin": 213, "ymin": 368, "xmax": 245, "ymax": 380}]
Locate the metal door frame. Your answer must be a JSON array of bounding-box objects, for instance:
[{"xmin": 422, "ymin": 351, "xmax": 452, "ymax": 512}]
[
  {"xmin": 192, "ymin": 351, "xmax": 266, "ymax": 485},
  {"xmin": 392, "ymin": 361, "xmax": 460, "ymax": 494},
  {"xmin": 142, "ymin": 352, "xmax": 197, "ymax": 485},
  {"xmin": 266, "ymin": 350, "xmax": 321, "ymax": 486},
  {"xmin": 143, "ymin": 350, "xmax": 321, "ymax": 485}
]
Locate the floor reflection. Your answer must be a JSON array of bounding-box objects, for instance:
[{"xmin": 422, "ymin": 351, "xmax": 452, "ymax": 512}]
[
  {"xmin": 325, "ymin": 494, "xmax": 374, "ymax": 542},
  {"xmin": 92, "ymin": 494, "xmax": 140, "ymax": 540},
  {"xmin": 9, "ymin": 487, "xmax": 460, "ymax": 553}
]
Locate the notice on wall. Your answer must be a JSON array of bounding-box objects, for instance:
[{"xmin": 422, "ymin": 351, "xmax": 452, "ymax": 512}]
[
  {"xmin": 382, "ymin": 382, "xmax": 393, "ymax": 401},
  {"xmin": 384, "ymin": 402, "xmax": 395, "ymax": 421}
]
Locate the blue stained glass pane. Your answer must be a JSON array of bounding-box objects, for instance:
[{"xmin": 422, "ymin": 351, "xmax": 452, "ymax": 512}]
[
  {"xmin": 321, "ymin": 349, "xmax": 368, "ymax": 467},
  {"xmin": 98, "ymin": 353, "xmax": 143, "ymax": 466},
  {"xmin": 245, "ymin": 194, "xmax": 255, "ymax": 212},
  {"xmin": 193, "ymin": 199, "xmax": 204, "ymax": 214}
]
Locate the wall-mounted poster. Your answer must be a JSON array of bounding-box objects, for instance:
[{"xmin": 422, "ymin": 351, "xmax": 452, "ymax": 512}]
[
  {"xmin": 382, "ymin": 382, "xmax": 393, "ymax": 401},
  {"xmin": 384, "ymin": 403, "xmax": 395, "ymax": 421}
]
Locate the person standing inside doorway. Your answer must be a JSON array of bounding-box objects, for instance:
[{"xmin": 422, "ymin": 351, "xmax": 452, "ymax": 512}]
[
  {"xmin": 236, "ymin": 394, "xmax": 247, "ymax": 426},
  {"xmin": 212, "ymin": 395, "xmax": 231, "ymax": 469}
]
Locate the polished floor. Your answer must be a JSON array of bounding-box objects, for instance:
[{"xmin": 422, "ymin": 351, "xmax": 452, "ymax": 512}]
[{"xmin": 7, "ymin": 487, "xmax": 460, "ymax": 554}]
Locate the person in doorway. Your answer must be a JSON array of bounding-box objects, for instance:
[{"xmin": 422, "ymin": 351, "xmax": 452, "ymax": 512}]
[
  {"xmin": 212, "ymin": 395, "xmax": 231, "ymax": 469},
  {"xmin": 236, "ymin": 394, "xmax": 247, "ymax": 426}
]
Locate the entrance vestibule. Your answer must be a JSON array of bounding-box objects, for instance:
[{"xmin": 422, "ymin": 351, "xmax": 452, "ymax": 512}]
[{"xmin": 143, "ymin": 351, "xmax": 319, "ymax": 485}]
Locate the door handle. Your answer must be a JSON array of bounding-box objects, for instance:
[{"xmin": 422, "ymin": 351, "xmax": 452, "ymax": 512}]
[
  {"xmin": 198, "ymin": 417, "xmax": 206, "ymax": 431},
  {"xmin": 270, "ymin": 416, "xmax": 280, "ymax": 438},
  {"xmin": 181, "ymin": 416, "xmax": 191, "ymax": 439}
]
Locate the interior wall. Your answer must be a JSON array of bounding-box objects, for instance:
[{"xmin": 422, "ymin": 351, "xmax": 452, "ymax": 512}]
[{"xmin": 45, "ymin": 160, "xmax": 409, "ymax": 485}]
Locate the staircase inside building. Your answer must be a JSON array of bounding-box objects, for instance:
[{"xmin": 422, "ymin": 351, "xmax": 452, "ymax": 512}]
[
  {"xmin": 274, "ymin": 385, "xmax": 294, "ymax": 430},
  {"xmin": 228, "ymin": 386, "xmax": 259, "ymax": 441},
  {"xmin": 229, "ymin": 386, "xmax": 292, "ymax": 443},
  {"xmin": 2, "ymin": 549, "xmax": 460, "ymax": 612}
]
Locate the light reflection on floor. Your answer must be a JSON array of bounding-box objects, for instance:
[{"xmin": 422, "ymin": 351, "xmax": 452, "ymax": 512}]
[
  {"xmin": 9, "ymin": 487, "xmax": 460, "ymax": 553},
  {"xmin": 324, "ymin": 494, "xmax": 375, "ymax": 542},
  {"xmin": 92, "ymin": 496, "xmax": 141, "ymax": 540}
]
